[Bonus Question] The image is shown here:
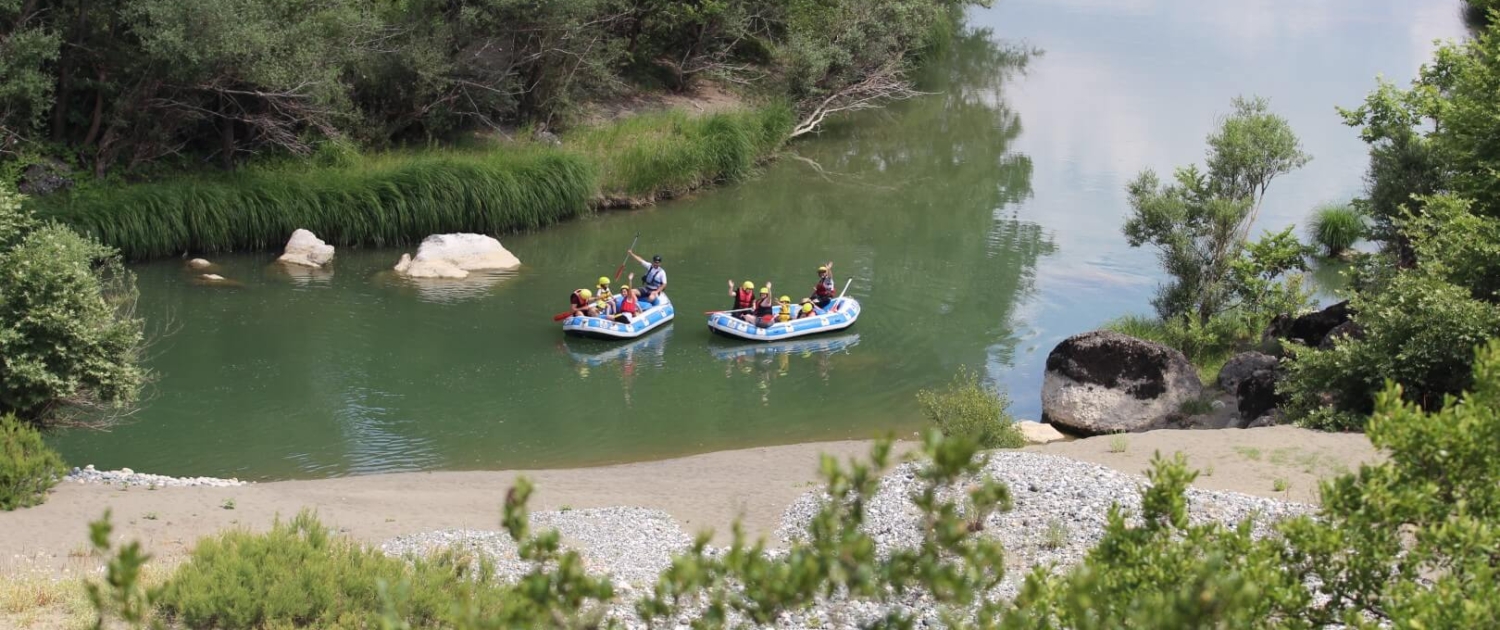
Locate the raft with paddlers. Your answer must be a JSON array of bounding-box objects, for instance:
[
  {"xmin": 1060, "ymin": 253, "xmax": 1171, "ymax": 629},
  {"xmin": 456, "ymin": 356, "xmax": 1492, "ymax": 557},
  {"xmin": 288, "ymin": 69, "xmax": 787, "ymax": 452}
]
[
  {"xmin": 707, "ymin": 295, "xmax": 858, "ymax": 341},
  {"xmin": 563, "ymin": 293, "xmax": 674, "ymax": 339}
]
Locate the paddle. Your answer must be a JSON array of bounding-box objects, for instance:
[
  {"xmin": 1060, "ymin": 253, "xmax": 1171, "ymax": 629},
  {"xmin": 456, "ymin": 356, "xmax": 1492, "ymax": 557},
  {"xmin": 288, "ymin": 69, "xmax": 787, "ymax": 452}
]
[
  {"xmin": 837, "ymin": 277, "xmax": 854, "ymax": 298},
  {"xmin": 613, "ymin": 233, "xmax": 640, "ymax": 281},
  {"xmin": 552, "ymin": 310, "xmax": 575, "ymax": 322}
]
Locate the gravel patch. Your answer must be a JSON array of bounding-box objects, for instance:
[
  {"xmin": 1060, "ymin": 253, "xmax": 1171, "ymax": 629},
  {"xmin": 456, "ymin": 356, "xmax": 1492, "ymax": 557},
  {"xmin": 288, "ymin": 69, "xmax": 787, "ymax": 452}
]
[
  {"xmin": 378, "ymin": 451, "xmax": 1313, "ymax": 629},
  {"xmin": 64, "ymin": 464, "xmax": 247, "ymax": 487}
]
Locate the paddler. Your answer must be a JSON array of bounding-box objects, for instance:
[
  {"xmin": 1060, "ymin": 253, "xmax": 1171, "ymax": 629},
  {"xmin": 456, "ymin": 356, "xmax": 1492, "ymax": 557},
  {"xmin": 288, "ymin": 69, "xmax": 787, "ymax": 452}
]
[
  {"xmin": 727, "ymin": 280, "xmax": 756, "ymax": 312},
  {"xmin": 776, "ymin": 295, "xmax": 794, "ymax": 322},
  {"xmin": 797, "ymin": 297, "xmax": 816, "ymax": 319},
  {"xmin": 614, "ymin": 274, "xmax": 642, "ymax": 323},
  {"xmin": 810, "ymin": 261, "xmax": 836, "ymax": 308},
  {"xmin": 570, "ymin": 288, "xmax": 598, "ymax": 317},
  {"xmin": 751, "ymin": 283, "xmax": 776, "ymax": 327},
  {"xmin": 627, "ymin": 251, "xmax": 667, "ymax": 303}
]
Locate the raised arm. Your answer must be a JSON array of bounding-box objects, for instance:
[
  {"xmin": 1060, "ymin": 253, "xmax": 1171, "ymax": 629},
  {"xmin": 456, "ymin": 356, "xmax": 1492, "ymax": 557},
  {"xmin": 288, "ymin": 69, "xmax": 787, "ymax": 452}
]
[{"xmin": 628, "ymin": 250, "xmax": 648, "ymax": 267}]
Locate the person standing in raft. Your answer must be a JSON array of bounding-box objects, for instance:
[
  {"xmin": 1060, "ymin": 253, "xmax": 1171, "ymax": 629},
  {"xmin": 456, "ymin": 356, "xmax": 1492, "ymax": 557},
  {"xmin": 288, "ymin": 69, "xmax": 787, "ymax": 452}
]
[
  {"xmin": 628, "ymin": 251, "xmax": 667, "ymax": 303},
  {"xmin": 728, "ymin": 280, "xmax": 756, "ymax": 312},
  {"xmin": 810, "ymin": 262, "xmax": 836, "ymax": 307},
  {"xmin": 570, "ymin": 288, "xmax": 598, "ymax": 317}
]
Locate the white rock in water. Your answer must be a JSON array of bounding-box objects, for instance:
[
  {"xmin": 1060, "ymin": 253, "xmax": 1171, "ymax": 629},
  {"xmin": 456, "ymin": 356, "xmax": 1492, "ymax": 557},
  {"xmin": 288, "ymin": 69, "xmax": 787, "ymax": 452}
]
[
  {"xmin": 187, "ymin": 258, "xmax": 213, "ymax": 269},
  {"xmin": 1016, "ymin": 421, "xmax": 1068, "ymax": 444},
  {"xmin": 200, "ymin": 273, "xmax": 226, "ymax": 281},
  {"xmin": 394, "ymin": 233, "xmax": 520, "ymax": 279},
  {"xmin": 277, "ymin": 228, "xmax": 335, "ymax": 268}
]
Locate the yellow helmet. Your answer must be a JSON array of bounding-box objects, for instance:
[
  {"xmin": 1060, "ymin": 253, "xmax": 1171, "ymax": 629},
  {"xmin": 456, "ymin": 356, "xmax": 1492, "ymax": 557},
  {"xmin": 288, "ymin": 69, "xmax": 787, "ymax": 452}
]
[
  {"xmin": 578, "ymin": 289, "xmax": 593, "ymax": 300},
  {"xmin": 760, "ymin": 287, "xmax": 770, "ymax": 294},
  {"xmin": 598, "ymin": 277, "xmax": 610, "ymax": 286},
  {"xmin": 801, "ymin": 302, "xmax": 813, "ymax": 312},
  {"xmin": 742, "ymin": 281, "xmax": 754, "ymax": 290},
  {"xmin": 779, "ymin": 295, "xmax": 790, "ymax": 303},
  {"xmin": 817, "ymin": 266, "xmax": 828, "ymax": 273}
]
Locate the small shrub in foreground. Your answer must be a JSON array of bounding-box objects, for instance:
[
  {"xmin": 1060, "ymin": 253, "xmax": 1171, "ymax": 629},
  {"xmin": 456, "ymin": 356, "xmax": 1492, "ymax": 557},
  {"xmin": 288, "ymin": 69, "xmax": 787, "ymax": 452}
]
[
  {"xmin": 0, "ymin": 413, "xmax": 65, "ymax": 510},
  {"xmin": 917, "ymin": 366, "xmax": 1025, "ymax": 449}
]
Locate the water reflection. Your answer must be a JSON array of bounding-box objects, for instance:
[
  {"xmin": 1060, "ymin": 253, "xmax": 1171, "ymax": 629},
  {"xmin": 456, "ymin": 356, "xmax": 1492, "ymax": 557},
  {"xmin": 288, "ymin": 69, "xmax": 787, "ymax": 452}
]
[
  {"xmin": 374, "ymin": 268, "xmax": 521, "ymax": 304},
  {"xmin": 562, "ymin": 328, "xmax": 673, "ymax": 408}
]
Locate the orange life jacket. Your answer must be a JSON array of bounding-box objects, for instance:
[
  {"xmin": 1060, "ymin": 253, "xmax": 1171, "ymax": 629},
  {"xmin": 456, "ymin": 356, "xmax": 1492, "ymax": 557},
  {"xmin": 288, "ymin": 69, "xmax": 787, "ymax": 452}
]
[{"xmin": 734, "ymin": 288, "xmax": 755, "ymax": 310}]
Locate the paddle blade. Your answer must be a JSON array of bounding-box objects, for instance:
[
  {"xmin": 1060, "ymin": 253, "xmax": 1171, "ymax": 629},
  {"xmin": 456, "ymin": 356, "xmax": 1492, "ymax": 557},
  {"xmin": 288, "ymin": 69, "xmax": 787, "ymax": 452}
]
[
  {"xmin": 613, "ymin": 263, "xmax": 626, "ymax": 280},
  {"xmin": 553, "ymin": 311, "xmax": 573, "ymax": 321}
]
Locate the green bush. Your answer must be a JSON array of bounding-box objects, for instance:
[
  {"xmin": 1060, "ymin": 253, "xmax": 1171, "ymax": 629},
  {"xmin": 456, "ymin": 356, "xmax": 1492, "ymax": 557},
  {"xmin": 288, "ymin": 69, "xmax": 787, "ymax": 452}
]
[
  {"xmin": 0, "ymin": 185, "xmax": 145, "ymax": 425},
  {"xmin": 1403, "ymin": 194, "xmax": 1500, "ymax": 302},
  {"xmin": 34, "ymin": 148, "xmax": 594, "ymax": 260},
  {"xmin": 1280, "ymin": 272, "xmax": 1500, "ymax": 430},
  {"xmin": 1306, "ymin": 202, "xmax": 1367, "ymax": 257},
  {"xmin": 160, "ymin": 510, "xmax": 528, "ymax": 627},
  {"xmin": 0, "ymin": 414, "xmax": 65, "ymax": 510},
  {"xmin": 916, "ymin": 366, "xmax": 1025, "ymax": 449}
]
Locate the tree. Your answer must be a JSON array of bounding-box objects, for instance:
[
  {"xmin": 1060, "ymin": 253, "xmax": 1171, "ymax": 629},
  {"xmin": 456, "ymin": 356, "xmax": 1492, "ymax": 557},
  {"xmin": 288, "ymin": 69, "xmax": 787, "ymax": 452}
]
[
  {"xmin": 1124, "ymin": 96, "xmax": 1310, "ymax": 324},
  {"xmin": 0, "ymin": 183, "xmax": 145, "ymax": 426}
]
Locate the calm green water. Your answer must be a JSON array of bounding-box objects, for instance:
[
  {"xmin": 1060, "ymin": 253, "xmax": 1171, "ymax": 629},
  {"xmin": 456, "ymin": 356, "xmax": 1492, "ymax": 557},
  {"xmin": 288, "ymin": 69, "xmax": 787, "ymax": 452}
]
[{"xmin": 50, "ymin": 0, "xmax": 1466, "ymax": 479}]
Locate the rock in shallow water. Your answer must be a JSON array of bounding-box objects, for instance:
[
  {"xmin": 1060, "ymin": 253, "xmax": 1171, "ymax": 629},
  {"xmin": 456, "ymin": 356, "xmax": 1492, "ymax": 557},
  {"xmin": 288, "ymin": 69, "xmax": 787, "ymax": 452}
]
[
  {"xmin": 277, "ymin": 228, "xmax": 336, "ymax": 268},
  {"xmin": 393, "ymin": 233, "xmax": 520, "ymax": 279}
]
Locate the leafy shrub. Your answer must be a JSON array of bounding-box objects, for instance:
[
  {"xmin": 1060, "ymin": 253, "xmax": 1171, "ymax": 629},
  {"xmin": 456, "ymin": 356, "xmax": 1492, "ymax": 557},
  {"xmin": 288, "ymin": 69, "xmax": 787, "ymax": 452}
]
[
  {"xmin": 1306, "ymin": 203, "xmax": 1367, "ymax": 257},
  {"xmin": 0, "ymin": 185, "xmax": 145, "ymax": 426},
  {"xmin": 1403, "ymin": 194, "xmax": 1500, "ymax": 302},
  {"xmin": 0, "ymin": 413, "xmax": 65, "ymax": 510},
  {"xmin": 916, "ymin": 366, "xmax": 1025, "ymax": 449},
  {"xmin": 1105, "ymin": 313, "xmax": 1249, "ymax": 383},
  {"xmin": 1281, "ymin": 272, "xmax": 1500, "ymax": 430}
]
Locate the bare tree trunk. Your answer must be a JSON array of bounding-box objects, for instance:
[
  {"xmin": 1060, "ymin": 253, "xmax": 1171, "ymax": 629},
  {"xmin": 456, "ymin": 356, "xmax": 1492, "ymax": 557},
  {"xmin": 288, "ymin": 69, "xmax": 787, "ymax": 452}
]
[
  {"xmin": 81, "ymin": 68, "xmax": 105, "ymax": 146},
  {"xmin": 220, "ymin": 116, "xmax": 235, "ymax": 170}
]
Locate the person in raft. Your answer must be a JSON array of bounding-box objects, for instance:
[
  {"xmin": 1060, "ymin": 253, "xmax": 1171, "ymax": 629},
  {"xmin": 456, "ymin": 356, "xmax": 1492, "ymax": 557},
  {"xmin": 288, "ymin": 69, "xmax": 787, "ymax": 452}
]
[
  {"xmin": 776, "ymin": 295, "xmax": 795, "ymax": 323},
  {"xmin": 728, "ymin": 280, "xmax": 757, "ymax": 312},
  {"xmin": 595, "ymin": 276, "xmax": 614, "ymax": 303},
  {"xmin": 798, "ymin": 297, "xmax": 816, "ymax": 319},
  {"xmin": 570, "ymin": 288, "xmax": 598, "ymax": 317},
  {"xmin": 614, "ymin": 274, "xmax": 642, "ymax": 323},
  {"xmin": 750, "ymin": 284, "xmax": 776, "ymax": 327},
  {"xmin": 810, "ymin": 261, "xmax": 836, "ymax": 308},
  {"xmin": 627, "ymin": 251, "xmax": 668, "ymax": 302}
]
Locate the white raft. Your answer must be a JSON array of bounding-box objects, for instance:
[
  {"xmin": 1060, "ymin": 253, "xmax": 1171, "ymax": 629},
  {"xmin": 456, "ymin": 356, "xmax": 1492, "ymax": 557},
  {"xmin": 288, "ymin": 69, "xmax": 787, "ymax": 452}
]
[
  {"xmin": 706, "ymin": 296, "xmax": 860, "ymax": 341},
  {"xmin": 563, "ymin": 294, "xmax": 674, "ymax": 340}
]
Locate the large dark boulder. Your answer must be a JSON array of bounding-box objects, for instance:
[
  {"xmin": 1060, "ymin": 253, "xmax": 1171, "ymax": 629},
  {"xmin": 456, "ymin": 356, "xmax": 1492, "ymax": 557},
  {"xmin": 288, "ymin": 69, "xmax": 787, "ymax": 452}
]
[
  {"xmin": 1041, "ymin": 331, "xmax": 1203, "ymax": 435},
  {"xmin": 1318, "ymin": 320, "xmax": 1364, "ymax": 350},
  {"xmin": 1285, "ymin": 300, "xmax": 1351, "ymax": 347},
  {"xmin": 1236, "ymin": 369, "xmax": 1284, "ymax": 422},
  {"xmin": 16, "ymin": 159, "xmax": 74, "ymax": 196},
  {"xmin": 1217, "ymin": 352, "xmax": 1277, "ymax": 392}
]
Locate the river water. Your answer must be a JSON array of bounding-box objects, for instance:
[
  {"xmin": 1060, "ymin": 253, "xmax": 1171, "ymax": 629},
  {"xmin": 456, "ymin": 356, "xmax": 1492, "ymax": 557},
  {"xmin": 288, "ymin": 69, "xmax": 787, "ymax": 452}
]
[{"xmin": 50, "ymin": 0, "xmax": 1467, "ymax": 479}]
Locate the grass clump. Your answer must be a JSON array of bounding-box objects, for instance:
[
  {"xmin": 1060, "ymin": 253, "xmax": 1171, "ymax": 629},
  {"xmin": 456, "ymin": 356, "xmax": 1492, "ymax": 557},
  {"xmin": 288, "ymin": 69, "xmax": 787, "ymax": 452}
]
[
  {"xmin": 1105, "ymin": 314, "xmax": 1250, "ymax": 384},
  {"xmin": 35, "ymin": 147, "xmax": 595, "ymax": 261},
  {"xmin": 157, "ymin": 511, "xmax": 518, "ymax": 629},
  {"xmin": 1306, "ymin": 203, "xmax": 1366, "ymax": 257},
  {"xmin": 569, "ymin": 105, "xmax": 793, "ymax": 199},
  {"xmin": 0, "ymin": 414, "xmax": 66, "ymax": 510},
  {"xmin": 1107, "ymin": 435, "xmax": 1129, "ymax": 454},
  {"xmin": 916, "ymin": 366, "xmax": 1025, "ymax": 449}
]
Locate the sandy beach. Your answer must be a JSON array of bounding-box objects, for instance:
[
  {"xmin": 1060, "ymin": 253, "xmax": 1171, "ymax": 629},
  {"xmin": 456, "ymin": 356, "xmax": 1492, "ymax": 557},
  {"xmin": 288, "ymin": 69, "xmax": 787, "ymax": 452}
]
[{"xmin": 1, "ymin": 427, "xmax": 1378, "ymax": 581}]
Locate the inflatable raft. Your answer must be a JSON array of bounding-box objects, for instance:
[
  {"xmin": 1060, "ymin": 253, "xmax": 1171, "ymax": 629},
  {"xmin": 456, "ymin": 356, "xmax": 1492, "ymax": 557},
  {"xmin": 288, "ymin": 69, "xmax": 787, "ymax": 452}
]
[
  {"xmin": 563, "ymin": 294, "xmax": 674, "ymax": 340},
  {"xmin": 706, "ymin": 297, "xmax": 860, "ymax": 341}
]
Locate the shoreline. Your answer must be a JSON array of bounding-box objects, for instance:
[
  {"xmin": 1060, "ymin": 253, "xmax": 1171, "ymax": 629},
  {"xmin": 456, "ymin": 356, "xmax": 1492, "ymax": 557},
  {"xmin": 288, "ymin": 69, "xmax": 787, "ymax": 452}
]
[{"xmin": 3, "ymin": 427, "xmax": 1377, "ymax": 581}]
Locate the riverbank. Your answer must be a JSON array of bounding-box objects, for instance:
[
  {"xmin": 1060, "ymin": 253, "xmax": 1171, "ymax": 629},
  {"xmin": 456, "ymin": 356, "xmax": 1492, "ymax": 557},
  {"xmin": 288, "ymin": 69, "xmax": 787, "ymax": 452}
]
[
  {"xmin": 30, "ymin": 99, "xmax": 790, "ymax": 261},
  {"xmin": 1, "ymin": 427, "xmax": 1376, "ymax": 581}
]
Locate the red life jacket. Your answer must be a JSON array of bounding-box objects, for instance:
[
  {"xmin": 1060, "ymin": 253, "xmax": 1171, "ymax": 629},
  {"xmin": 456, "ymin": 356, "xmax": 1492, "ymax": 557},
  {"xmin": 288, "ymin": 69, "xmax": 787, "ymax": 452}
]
[
  {"xmin": 814, "ymin": 276, "xmax": 835, "ymax": 298},
  {"xmin": 620, "ymin": 298, "xmax": 640, "ymax": 314},
  {"xmin": 734, "ymin": 288, "xmax": 755, "ymax": 310}
]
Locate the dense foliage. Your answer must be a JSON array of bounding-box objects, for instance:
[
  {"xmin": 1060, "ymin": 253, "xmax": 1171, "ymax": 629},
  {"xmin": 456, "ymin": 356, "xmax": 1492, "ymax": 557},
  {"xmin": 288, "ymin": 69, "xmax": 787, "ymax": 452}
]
[
  {"xmin": 87, "ymin": 343, "xmax": 1500, "ymax": 627},
  {"xmin": 1123, "ymin": 96, "xmax": 1310, "ymax": 325},
  {"xmin": 0, "ymin": 183, "xmax": 144, "ymax": 425},
  {"xmin": 0, "ymin": 413, "xmax": 64, "ymax": 510},
  {"xmin": 1, "ymin": 0, "xmax": 981, "ymax": 179},
  {"xmin": 916, "ymin": 366, "xmax": 1025, "ymax": 449}
]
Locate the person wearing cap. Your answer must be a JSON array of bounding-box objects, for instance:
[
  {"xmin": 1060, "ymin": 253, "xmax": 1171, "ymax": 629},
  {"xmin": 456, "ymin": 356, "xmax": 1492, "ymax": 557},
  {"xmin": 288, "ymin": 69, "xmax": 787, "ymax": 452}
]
[
  {"xmin": 727, "ymin": 279, "xmax": 756, "ymax": 311},
  {"xmin": 569, "ymin": 288, "xmax": 598, "ymax": 317},
  {"xmin": 628, "ymin": 250, "xmax": 668, "ymax": 302},
  {"xmin": 810, "ymin": 261, "xmax": 836, "ymax": 307},
  {"xmin": 776, "ymin": 295, "xmax": 794, "ymax": 322},
  {"xmin": 614, "ymin": 273, "xmax": 642, "ymax": 323},
  {"xmin": 797, "ymin": 297, "xmax": 816, "ymax": 319}
]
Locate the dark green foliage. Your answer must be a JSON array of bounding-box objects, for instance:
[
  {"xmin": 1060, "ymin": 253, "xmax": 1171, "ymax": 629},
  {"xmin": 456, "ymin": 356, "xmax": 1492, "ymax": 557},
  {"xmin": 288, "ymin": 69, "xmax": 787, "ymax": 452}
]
[
  {"xmin": 1281, "ymin": 272, "xmax": 1500, "ymax": 430},
  {"xmin": 917, "ymin": 366, "xmax": 1025, "ymax": 449},
  {"xmin": 0, "ymin": 185, "xmax": 145, "ymax": 424},
  {"xmin": 0, "ymin": 413, "xmax": 65, "ymax": 510},
  {"xmin": 1402, "ymin": 194, "xmax": 1500, "ymax": 302},
  {"xmin": 1306, "ymin": 203, "xmax": 1366, "ymax": 257},
  {"xmin": 35, "ymin": 148, "xmax": 595, "ymax": 260}
]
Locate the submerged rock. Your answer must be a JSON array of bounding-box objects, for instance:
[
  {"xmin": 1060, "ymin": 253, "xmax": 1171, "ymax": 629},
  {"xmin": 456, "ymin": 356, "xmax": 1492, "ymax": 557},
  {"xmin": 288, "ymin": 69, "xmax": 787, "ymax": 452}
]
[
  {"xmin": 277, "ymin": 229, "xmax": 335, "ymax": 268},
  {"xmin": 187, "ymin": 258, "xmax": 214, "ymax": 270},
  {"xmin": 1041, "ymin": 330, "xmax": 1203, "ymax": 435},
  {"xmin": 394, "ymin": 233, "xmax": 521, "ymax": 280}
]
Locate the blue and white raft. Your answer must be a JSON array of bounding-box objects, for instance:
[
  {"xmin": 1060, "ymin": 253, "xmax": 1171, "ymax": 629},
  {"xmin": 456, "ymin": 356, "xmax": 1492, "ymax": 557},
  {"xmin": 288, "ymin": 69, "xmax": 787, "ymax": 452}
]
[
  {"xmin": 562, "ymin": 294, "xmax": 674, "ymax": 340},
  {"xmin": 706, "ymin": 296, "xmax": 860, "ymax": 341}
]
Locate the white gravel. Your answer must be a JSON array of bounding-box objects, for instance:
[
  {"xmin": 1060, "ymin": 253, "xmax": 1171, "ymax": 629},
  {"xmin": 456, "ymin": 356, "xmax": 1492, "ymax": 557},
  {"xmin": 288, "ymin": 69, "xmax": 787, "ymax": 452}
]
[
  {"xmin": 64, "ymin": 464, "xmax": 247, "ymax": 487},
  {"xmin": 378, "ymin": 451, "xmax": 1314, "ymax": 629}
]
